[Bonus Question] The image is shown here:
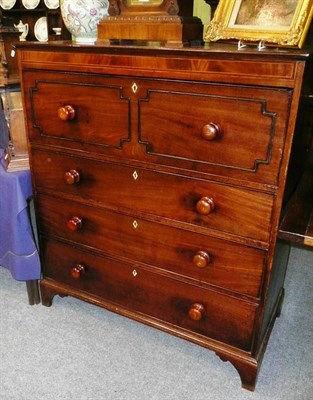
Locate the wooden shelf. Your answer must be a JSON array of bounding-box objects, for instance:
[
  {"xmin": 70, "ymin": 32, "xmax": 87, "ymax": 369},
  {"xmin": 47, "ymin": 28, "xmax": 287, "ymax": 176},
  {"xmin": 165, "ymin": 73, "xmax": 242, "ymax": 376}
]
[{"xmin": 0, "ymin": 1, "xmax": 71, "ymax": 42}]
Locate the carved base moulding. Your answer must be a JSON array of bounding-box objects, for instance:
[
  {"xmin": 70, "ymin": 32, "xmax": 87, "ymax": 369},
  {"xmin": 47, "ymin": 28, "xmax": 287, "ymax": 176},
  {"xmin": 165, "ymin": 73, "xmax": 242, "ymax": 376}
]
[
  {"xmin": 98, "ymin": 15, "xmax": 203, "ymax": 45},
  {"xmin": 98, "ymin": 0, "xmax": 203, "ymax": 46}
]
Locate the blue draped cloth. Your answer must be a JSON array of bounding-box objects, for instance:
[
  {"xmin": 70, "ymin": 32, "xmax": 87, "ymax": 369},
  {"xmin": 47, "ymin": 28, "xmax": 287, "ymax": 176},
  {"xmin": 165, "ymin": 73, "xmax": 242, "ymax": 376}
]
[{"xmin": 0, "ymin": 148, "xmax": 41, "ymax": 281}]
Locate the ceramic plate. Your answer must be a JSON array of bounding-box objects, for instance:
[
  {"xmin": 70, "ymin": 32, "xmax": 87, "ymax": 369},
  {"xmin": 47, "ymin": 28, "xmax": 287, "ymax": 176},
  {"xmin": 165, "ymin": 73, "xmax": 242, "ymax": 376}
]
[
  {"xmin": 44, "ymin": 0, "xmax": 59, "ymax": 9},
  {"xmin": 22, "ymin": 0, "xmax": 40, "ymax": 9},
  {"xmin": 34, "ymin": 17, "xmax": 48, "ymax": 42},
  {"xmin": 0, "ymin": 0, "xmax": 16, "ymax": 9}
]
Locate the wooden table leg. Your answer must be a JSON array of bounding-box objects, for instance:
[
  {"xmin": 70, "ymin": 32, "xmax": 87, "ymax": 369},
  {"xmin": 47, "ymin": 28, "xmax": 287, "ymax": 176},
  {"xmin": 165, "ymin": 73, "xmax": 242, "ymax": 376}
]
[{"xmin": 26, "ymin": 280, "xmax": 40, "ymax": 305}]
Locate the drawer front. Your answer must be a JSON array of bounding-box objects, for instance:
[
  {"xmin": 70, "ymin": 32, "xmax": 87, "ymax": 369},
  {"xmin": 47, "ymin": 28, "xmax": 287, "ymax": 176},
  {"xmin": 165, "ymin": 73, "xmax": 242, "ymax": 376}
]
[
  {"xmin": 42, "ymin": 239, "xmax": 257, "ymax": 351},
  {"xmin": 25, "ymin": 71, "xmax": 131, "ymax": 149},
  {"xmin": 37, "ymin": 194, "xmax": 265, "ymax": 298},
  {"xmin": 24, "ymin": 70, "xmax": 290, "ymax": 185},
  {"xmin": 32, "ymin": 149, "xmax": 274, "ymax": 243},
  {"xmin": 138, "ymin": 81, "xmax": 291, "ymax": 185}
]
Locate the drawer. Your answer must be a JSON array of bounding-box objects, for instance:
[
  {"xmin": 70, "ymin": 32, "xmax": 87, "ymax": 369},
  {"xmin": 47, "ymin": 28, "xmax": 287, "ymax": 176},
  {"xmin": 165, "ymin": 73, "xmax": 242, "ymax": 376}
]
[
  {"xmin": 24, "ymin": 70, "xmax": 291, "ymax": 185},
  {"xmin": 25, "ymin": 71, "xmax": 131, "ymax": 149},
  {"xmin": 138, "ymin": 81, "xmax": 291, "ymax": 186},
  {"xmin": 32, "ymin": 149, "xmax": 274, "ymax": 244},
  {"xmin": 42, "ymin": 239, "xmax": 258, "ymax": 352},
  {"xmin": 37, "ymin": 193, "xmax": 266, "ymax": 298}
]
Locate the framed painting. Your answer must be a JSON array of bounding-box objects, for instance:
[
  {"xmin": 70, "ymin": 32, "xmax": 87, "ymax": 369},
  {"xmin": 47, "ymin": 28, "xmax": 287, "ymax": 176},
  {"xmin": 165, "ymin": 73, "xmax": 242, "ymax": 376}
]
[{"xmin": 205, "ymin": 0, "xmax": 313, "ymax": 47}]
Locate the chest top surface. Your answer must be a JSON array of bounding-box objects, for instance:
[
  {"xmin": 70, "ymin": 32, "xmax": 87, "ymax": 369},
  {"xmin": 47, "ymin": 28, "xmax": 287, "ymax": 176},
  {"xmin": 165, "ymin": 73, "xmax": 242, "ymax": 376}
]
[{"xmin": 16, "ymin": 41, "xmax": 311, "ymax": 87}]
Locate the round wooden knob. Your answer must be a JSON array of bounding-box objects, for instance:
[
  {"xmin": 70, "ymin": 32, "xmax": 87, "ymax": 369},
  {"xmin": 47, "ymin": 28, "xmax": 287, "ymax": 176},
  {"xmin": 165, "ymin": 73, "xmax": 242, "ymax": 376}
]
[
  {"xmin": 58, "ymin": 105, "xmax": 76, "ymax": 121},
  {"xmin": 64, "ymin": 169, "xmax": 80, "ymax": 185},
  {"xmin": 193, "ymin": 251, "xmax": 211, "ymax": 268},
  {"xmin": 70, "ymin": 264, "xmax": 86, "ymax": 279},
  {"xmin": 196, "ymin": 197, "xmax": 215, "ymax": 215},
  {"xmin": 67, "ymin": 216, "xmax": 83, "ymax": 231},
  {"xmin": 188, "ymin": 303, "xmax": 205, "ymax": 321},
  {"xmin": 201, "ymin": 122, "xmax": 222, "ymax": 141}
]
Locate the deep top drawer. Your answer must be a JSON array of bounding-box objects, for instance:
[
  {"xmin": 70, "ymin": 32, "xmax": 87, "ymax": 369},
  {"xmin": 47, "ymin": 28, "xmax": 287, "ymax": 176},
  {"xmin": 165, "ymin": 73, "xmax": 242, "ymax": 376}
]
[{"xmin": 24, "ymin": 71, "xmax": 291, "ymax": 186}]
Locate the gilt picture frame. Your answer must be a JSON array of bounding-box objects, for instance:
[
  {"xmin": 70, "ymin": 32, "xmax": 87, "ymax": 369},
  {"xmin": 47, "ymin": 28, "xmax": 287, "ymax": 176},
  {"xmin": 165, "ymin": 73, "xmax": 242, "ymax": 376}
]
[{"xmin": 205, "ymin": 0, "xmax": 313, "ymax": 48}]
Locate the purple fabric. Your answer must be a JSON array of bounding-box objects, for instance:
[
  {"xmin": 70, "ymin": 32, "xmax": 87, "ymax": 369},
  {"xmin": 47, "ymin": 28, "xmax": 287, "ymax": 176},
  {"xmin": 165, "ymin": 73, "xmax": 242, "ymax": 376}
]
[{"xmin": 0, "ymin": 149, "xmax": 41, "ymax": 280}]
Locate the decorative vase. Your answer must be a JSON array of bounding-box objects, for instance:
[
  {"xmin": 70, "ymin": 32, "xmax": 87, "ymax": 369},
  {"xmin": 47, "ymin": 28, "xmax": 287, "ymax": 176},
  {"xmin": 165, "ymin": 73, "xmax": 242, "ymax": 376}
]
[
  {"xmin": 14, "ymin": 20, "xmax": 29, "ymax": 42},
  {"xmin": 60, "ymin": 0, "xmax": 108, "ymax": 44}
]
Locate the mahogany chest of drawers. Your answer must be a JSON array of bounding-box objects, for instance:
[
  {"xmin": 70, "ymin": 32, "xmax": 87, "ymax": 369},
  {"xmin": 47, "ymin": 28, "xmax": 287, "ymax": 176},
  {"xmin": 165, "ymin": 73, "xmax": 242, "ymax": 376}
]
[{"xmin": 17, "ymin": 42, "xmax": 312, "ymax": 391}]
